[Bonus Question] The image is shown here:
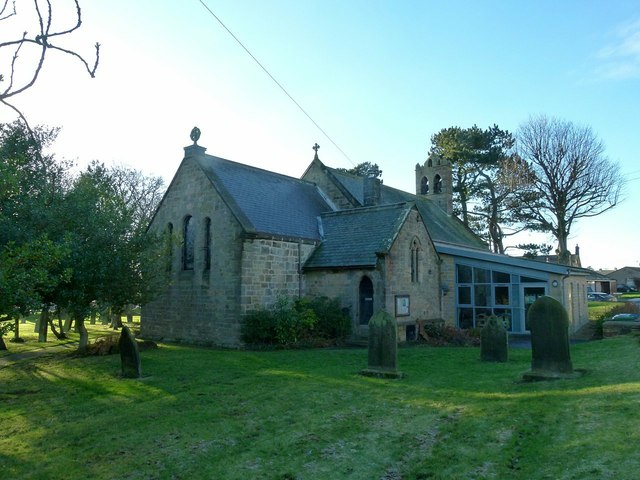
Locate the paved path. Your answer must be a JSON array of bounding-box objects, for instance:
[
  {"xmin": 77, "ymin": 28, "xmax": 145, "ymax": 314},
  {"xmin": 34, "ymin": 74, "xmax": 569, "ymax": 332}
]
[{"xmin": 0, "ymin": 341, "xmax": 78, "ymax": 369}]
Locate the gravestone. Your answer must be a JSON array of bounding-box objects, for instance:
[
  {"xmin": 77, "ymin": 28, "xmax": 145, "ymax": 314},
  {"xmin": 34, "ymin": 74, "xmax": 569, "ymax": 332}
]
[
  {"xmin": 360, "ymin": 310, "xmax": 403, "ymax": 378},
  {"xmin": 480, "ymin": 315, "xmax": 508, "ymax": 362},
  {"xmin": 119, "ymin": 325, "xmax": 141, "ymax": 378},
  {"xmin": 523, "ymin": 296, "xmax": 581, "ymax": 381}
]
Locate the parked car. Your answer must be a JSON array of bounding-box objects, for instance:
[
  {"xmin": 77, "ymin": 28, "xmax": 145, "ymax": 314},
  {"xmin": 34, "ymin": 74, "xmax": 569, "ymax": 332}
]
[
  {"xmin": 610, "ymin": 313, "xmax": 640, "ymax": 322},
  {"xmin": 587, "ymin": 292, "xmax": 617, "ymax": 302},
  {"xmin": 616, "ymin": 285, "xmax": 638, "ymax": 293}
]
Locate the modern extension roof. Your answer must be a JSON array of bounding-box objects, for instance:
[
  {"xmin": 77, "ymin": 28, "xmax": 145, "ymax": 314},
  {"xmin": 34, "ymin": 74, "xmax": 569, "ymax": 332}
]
[
  {"xmin": 193, "ymin": 149, "xmax": 332, "ymax": 241},
  {"xmin": 304, "ymin": 203, "xmax": 414, "ymax": 270},
  {"xmin": 324, "ymin": 165, "xmax": 486, "ymax": 250}
]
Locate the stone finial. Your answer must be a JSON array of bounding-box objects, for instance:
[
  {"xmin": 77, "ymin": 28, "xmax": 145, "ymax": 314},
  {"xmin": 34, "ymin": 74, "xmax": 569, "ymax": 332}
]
[
  {"xmin": 190, "ymin": 126, "xmax": 201, "ymax": 145},
  {"xmin": 312, "ymin": 143, "xmax": 320, "ymax": 160}
]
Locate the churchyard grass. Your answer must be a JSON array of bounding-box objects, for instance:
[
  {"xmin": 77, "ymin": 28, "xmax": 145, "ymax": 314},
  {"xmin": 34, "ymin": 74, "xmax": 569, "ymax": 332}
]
[{"xmin": 1, "ymin": 335, "xmax": 640, "ymax": 479}]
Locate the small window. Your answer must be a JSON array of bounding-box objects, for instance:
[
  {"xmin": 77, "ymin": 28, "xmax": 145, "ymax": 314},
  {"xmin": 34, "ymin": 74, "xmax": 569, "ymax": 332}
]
[
  {"xmin": 182, "ymin": 215, "xmax": 195, "ymax": 270},
  {"xmin": 434, "ymin": 174, "xmax": 442, "ymax": 193},
  {"xmin": 411, "ymin": 238, "xmax": 420, "ymax": 283},
  {"xmin": 204, "ymin": 217, "xmax": 211, "ymax": 271},
  {"xmin": 420, "ymin": 176, "xmax": 429, "ymax": 195},
  {"xmin": 166, "ymin": 223, "xmax": 173, "ymax": 272}
]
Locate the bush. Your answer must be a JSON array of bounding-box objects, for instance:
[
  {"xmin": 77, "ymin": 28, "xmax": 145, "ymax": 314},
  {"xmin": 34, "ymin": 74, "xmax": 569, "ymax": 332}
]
[
  {"xmin": 422, "ymin": 322, "xmax": 480, "ymax": 347},
  {"xmin": 304, "ymin": 296, "xmax": 351, "ymax": 340},
  {"xmin": 241, "ymin": 296, "xmax": 351, "ymax": 347}
]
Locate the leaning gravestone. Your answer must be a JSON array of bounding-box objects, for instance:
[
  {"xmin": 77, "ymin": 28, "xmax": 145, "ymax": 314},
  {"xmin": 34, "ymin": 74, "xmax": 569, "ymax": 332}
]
[
  {"xmin": 119, "ymin": 325, "xmax": 141, "ymax": 378},
  {"xmin": 523, "ymin": 296, "xmax": 582, "ymax": 381},
  {"xmin": 360, "ymin": 310, "xmax": 403, "ymax": 378},
  {"xmin": 480, "ymin": 315, "xmax": 508, "ymax": 363}
]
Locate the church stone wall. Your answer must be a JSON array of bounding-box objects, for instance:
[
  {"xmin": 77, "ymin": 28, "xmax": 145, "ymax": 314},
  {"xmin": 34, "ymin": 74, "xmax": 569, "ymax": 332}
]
[
  {"xmin": 141, "ymin": 156, "xmax": 244, "ymax": 346},
  {"xmin": 438, "ymin": 254, "xmax": 457, "ymax": 326},
  {"xmin": 383, "ymin": 209, "xmax": 442, "ymax": 340},
  {"xmin": 240, "ymin": 238, "xmax": 317, "ymax": 314}
]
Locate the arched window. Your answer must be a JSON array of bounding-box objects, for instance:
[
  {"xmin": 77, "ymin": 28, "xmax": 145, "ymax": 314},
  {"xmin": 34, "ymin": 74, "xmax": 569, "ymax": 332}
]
[
  {"xmin": 203, "ymin": 217, "xmax": 211, "ymax": 271},
  {"xmin": 427, "ymin": 158, "xmax": 433, "ymax": 167},
  {"xmin": 411, "ymin": 238, "xmax": 421, "ymax": 283},
  {"xmin": 182, "ymin": 215, "xmax": 195, "ymax": 270},
  {"xmin": 434, "ymin": 174, "xmax": 442, "ymax": 193},
  {"xmin": 359, "ymin": 276, "xmax": 374, "ymax": 325},
  {"xmin": 420, "ymin": 176, "xmax": 429, "ymax": 195},
  {"xmin": 166, "ymin": 222, "xmax": 173, "ymax": 272}
]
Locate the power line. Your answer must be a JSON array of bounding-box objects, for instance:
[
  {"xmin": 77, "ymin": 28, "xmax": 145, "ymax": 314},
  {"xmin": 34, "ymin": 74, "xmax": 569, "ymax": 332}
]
[{"xmin": 197, "ymin": 0, "xmax": 357, "ymax": 167}]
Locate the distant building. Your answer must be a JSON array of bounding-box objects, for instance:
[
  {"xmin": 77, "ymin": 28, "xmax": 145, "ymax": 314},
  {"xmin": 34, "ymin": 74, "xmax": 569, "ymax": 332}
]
[
  {"xmin": 607, "ymin": 267, "xmax": 640, "ymax": 291},
  {"xmin": 141, "ymin": 135, "xmax": 590, "ymax": 346}
]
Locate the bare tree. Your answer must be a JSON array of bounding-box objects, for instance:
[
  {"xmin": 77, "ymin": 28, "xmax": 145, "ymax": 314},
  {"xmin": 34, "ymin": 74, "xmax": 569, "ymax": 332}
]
[
  {"xmin": 515, "ymin": 115, "xmax": 624, "ymax": 264},
  {"xmin": 0, "ymin": 0, "xmax": 99, "ymax": 130}
]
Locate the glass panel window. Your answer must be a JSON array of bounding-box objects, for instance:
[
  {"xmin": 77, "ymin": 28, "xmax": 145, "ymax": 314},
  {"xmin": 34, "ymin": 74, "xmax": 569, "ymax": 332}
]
[
  {"xmin": 474, "ymin": 267, "xmax": 490, "ymax": 284},
  {"xmin": 458, "ymin": 286, "xmax": 471, "ymax": 305},
  {"xmin": 492, "ymin": 271, "xmax": 510, "ymax": 283},
  {"xmin": 474, "ymin": 284, "xmax": 490, "ymax": 306},
  {"xmin": 494, "ymin": 286, "xmax": 510, "ymax": 305},
  {"xmin": 457, "ymin": 264, "xmax": 472, "ymax": 283}
]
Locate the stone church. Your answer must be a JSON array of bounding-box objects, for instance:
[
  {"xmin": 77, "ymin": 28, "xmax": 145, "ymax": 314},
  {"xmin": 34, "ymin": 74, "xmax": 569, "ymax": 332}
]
[{"xmin": 141, "ymin": 133, "xmax": 590, "ymax": 346}]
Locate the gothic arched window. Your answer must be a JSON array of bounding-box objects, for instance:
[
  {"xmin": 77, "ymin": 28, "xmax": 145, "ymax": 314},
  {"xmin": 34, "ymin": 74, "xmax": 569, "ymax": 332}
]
[
  {"xmin": 411, "ymin": 238, "xmax": 421, "ymax": 283},
  {"xmin": 203, "ymin": 217, "xmax": 211, "ymax": 271},
  {"xmin": 182, "ymin": 215, "xmax": 195, "ymax": 270}
]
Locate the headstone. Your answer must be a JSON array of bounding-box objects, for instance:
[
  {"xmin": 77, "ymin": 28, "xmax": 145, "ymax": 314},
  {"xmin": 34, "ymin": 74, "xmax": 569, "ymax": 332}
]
[
  {"xmin": 360, "ymin": 310, "xmax": 403, "ymax": 378},
  {"xmin": 118, "ymin": 325, "xmax": 141, "ymax": 378},
  {"xmin": 523, "ymin": 296, "xmax": 581, "ymax": 381},
  {"xmin": 480, "ymin": 315, "xmax": 508, "ymax": 362}
]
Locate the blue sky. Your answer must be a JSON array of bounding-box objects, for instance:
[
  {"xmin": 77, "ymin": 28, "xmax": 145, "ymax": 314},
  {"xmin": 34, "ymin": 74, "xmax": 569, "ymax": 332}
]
[{"xmin": 2, "ymin": 0, "xmax": 639, "ymax": 270}]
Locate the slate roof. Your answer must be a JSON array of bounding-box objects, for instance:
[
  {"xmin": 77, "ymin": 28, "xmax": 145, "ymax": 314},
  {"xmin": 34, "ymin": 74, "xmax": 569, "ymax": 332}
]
[
  {"xmin": 304, "ymin": 203, "xmax": 413, "ymax": 270},
  {"xmin": 195, "ymin": 153, "xmax": 332, "ymax": 241},
  {"xmin": 325, "ymin": 166, "xmax": 486, "ymax": 250}
]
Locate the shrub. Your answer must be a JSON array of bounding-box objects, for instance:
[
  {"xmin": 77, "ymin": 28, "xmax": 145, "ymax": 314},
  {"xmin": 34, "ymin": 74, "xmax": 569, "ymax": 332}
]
[
  {"xmin": 241, "ymin": 296, "xmax": 350, "ymax": 347},
  {"xmin": 422, "ymin": 322, "xmax": 480, "ymax": 347},
  {"xmin": 303, "ymin": 296, "xmax": 351, "ymax": 340}
]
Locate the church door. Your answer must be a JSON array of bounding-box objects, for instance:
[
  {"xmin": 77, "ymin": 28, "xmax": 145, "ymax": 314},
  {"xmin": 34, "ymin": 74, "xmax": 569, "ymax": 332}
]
[{"xmin": 359, "ymin": 276, "xmax": 374, "ymax": 325}]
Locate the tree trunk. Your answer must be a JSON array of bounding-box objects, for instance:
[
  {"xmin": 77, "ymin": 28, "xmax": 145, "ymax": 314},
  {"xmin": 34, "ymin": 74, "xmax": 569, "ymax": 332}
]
[
  {"xmin": 38, "ymin": 309, "xmax": 49, "ymax": 343},
  {"xmin": 48, "ymin": 317, "xmax": 66, "ymax": 340},
  {"xmin": 13, "ymin": 317, "xmax": 21, "ymax": 341},
  {"xmin": 0, "ymin": 334, "xmax": 7, "ymax": 350},
  {"xmin": 90, "ymin": 311, "xmax": 96, "ymax": 325},
  {"xmin": 76, "ymin": 316, "xmax": 88, "ymax": 354},
  {"xmin": 111, "ymin": 312, "xmax": 123, "ymax": 329}
]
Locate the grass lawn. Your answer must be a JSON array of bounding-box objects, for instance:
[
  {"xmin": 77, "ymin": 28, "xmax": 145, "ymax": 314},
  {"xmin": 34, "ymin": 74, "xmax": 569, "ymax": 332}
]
[{"xmin": 1, "ymin": 335, "xmax": 640, "ymax": 479}]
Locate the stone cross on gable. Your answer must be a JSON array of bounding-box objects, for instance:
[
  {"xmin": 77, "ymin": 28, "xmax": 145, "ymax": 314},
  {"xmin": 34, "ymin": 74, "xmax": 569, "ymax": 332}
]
[{"xmin": 312, "ymin": 143, "xmax": 320, "ymax": 160}]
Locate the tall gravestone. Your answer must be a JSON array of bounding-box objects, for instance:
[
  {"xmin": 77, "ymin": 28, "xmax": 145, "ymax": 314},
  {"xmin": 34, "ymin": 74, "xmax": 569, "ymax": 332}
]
[
  {"xmin": 480, "ymin": 315, "xmax": 508, "ymax": 363},
  {"xmin": 360, "ymin": 310, "xmax": 403, "ymax": 378},
  {"xmin": 523, "ymin": 296, "xmax": 581, "ymax": 381},
  {"xmin": 119, "ymin": 325, "xmax": 141, "ymax": 378}
]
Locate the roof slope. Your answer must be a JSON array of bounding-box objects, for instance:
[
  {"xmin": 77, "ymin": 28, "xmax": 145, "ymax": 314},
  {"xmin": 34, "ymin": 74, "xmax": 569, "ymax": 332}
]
[
  {"xmin": 304, "ymin": 203, "xmax": 413, "ymax": 269},
  {"xmin": 196, "ymin": 154, "xmax": 331, "ymax": 241},
  {"xmin": 325, "ymin": 166, "xmax": 485, "ymax": 250}
]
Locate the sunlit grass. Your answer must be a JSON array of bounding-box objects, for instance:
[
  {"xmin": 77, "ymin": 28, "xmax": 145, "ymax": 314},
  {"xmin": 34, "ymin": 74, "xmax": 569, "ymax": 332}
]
[{"xmin": 1, "ymin": 335, "xmax": 640, "ymax": 478}]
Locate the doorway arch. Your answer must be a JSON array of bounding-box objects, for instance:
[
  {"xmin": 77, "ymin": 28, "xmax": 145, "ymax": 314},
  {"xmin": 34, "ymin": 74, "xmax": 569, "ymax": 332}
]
[{"xmin": 359, "ymin": 276, "xmax": 374, "ymax": 325}]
